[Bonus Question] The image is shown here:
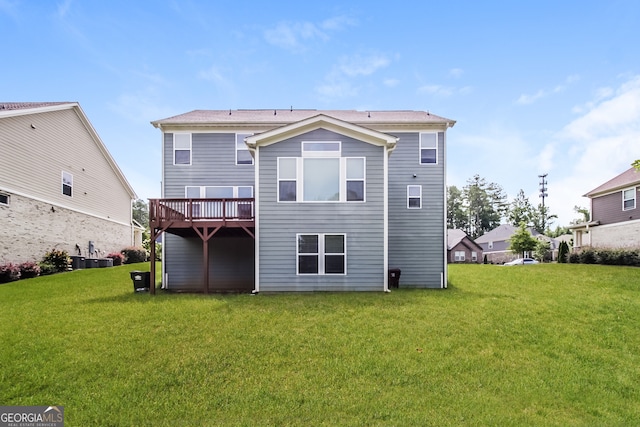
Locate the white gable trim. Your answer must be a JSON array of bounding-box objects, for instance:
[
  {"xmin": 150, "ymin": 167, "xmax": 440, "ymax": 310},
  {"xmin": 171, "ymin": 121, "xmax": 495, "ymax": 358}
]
[{"xmin": 245, "ymin": 114, "xmax": 398, "ymax": 152}]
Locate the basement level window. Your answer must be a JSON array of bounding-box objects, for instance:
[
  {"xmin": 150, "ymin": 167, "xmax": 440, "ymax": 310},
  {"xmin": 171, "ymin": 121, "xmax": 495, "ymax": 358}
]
[{"xmin": 0, "ymin": 193, "xmax": 9, "ymax": 206}]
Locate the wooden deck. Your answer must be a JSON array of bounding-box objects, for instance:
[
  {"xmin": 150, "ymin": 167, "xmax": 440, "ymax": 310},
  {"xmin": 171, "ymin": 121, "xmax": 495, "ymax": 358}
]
[{"xmin": 148, "ymin": 198, "xmax": 255, "ymax": 294}]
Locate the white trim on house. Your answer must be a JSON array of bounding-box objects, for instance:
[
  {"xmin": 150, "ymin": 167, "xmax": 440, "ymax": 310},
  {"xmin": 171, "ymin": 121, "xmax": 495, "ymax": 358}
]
[{"xmin": 253, "ymin": 146, "xmax": 260, "ymax": 294}]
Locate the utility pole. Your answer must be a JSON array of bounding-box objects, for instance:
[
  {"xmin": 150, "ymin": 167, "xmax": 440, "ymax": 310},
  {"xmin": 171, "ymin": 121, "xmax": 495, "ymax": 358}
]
[{"xmin": 538, "ymin": 173, "xmax": 548, "ymax": 231}]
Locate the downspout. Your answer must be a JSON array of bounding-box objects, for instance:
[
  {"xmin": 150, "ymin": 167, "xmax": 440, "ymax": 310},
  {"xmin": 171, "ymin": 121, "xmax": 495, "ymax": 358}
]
[{"xmin": 249, "ymin": 140, "xmax": 259, "ymax": 294}]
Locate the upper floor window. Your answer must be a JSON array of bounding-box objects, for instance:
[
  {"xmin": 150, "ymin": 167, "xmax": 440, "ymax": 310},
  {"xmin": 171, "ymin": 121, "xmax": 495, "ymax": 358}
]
[
  {"xmin": 302, "ymin": 141, "xmax": 341, "ymax": 157},
  {"xmin": 0, "ymin": 193, "xmax": 9, "ymax": 206},
  {"xmin": 623, "ymin": 187, "xmax": 636, "ymax": 210},
  {"xmin": 277, "ymin": 156, "xmax": 365, "ymax": 202},
  {"xmin": 236, "ymin": 133, "xmax": 253, "ymax": 165},
  {"xmin": 420, "ymin": 132, "xmax": 438, "ymax": 164},
  {"xmin": 62, "ymin": 171, "xmax": 73, "ymax": 197},
  {"xmin": 173, "ymin": 133, "xmax": 191, "ymax": 165},
  {"xmin": 407, "ymin": 185, "xmax": 422, "ymax": 209}
]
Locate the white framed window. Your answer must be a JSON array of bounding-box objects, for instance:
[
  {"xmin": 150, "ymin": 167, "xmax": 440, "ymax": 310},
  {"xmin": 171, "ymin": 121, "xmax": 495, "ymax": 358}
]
[
  {"xmin": 302, "ymin": 141, "xmax": 341, "ymax": 157},
  {"xmin": 472, "ymin": 251, "xmax": 478, "ymax": 262},
  {"xmin": 623, "ymin": 187, "xmax": 636, "ymax": 210},
  {"xmin": 297, "ymin": 233, "xmax": 346, "ymax": 275},
  {"xmin": 173, "ymin": 133, "xmax": 192, "ymax": 165},
  {"xmin": 277, "ymin": 156, "xmax": 366, "ymax": 203},
  {"xmin": 278, "ymin": 157, "xmax": 298, "ymax": 202},
  {"xmin": 488, "ymin": 241, "xmax": 494, "ymax": 249},
  {"xmin": 420, "ymin": 132, "xmax": 438, "ymax": 164},
  {"xmin": 62, "ymin": 171, "xmax": 73, "ymax": 197},
  {"xmin": 236, "ymin": 133, "xmax": 253, "ymax": 165},
  {"xmin": 407, "ymin": 185, "xmax": 422, "ymax": 209},
  {"xmin": 0, "ymin": 193, "xmax": 9, "ymax": 206},
  {"xmin": 454, "ymin": 251, "xmax": 465, "ymax": 262}
]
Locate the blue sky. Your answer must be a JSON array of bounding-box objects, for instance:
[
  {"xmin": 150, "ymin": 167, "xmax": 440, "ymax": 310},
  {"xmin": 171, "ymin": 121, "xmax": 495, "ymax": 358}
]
[{"xmin": 3, "ymin": 0, "xmax": 640, "ymax": 227}]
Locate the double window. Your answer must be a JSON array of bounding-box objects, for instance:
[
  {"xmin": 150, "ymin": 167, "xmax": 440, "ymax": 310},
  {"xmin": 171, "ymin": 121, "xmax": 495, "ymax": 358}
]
[
  {"xmin": 236, "ymin": 133, "xmax": 253, "ymax": 165},
  {"xmin": 297, "ymin": 234, "xmax": 346, "ymax": 275},
  {"xmin": 623, "ymin": 187, "xmax": 636, "ymax": 211},
  {"xmin": 420, "ymin": 132, "xmax": 438, "ymax": 164},
  {"xmin": 62, "ymin": 171, "xmax": 73, "ymax": 197},
  {"xmin": 173, "ymin": 133, "xmax": 192, "ymax": 165},
  {"xmin": 277, "ymin": 141, "xmax": 365, "ymax": 202},
  {"xmin": 454, "ymin": 251, "xmax": 465, "ymax": 262}
]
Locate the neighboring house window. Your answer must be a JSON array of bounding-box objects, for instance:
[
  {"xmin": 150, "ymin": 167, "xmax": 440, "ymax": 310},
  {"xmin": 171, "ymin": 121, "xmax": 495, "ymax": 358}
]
[
  {"xmin": 62, "ymin": 171, "xmax": 73, "ymax": 197},
  {"xmin": 297, "ymin": 233, "xmax": 346, "ymax": 275},
  {"xmin": 407, "ymin": 185, "xmax": 422, "ymax": 209},
  {"xmin": 488, "ymin": 241, "xmax": 493, "ymax": 249},
  {"xmin": 277, "ymin": 149, "xmax": 366, "ymax": 203},
  {"xmin": 420, "ymin": 132, "xmax": 438, "ymax": 164},
  {"xmin": 173, "ymin": 133, "xmax": 192, "ymax": 165},
  {"xmin": 236, "ymin": 133, "xmax": 253, "ymax": 165},
  {"xmin": 454, "ymin": 251, "xmax": 465, "ymax": 262},
  {"xmin": 0, "ymin": 193, "xmax": 9, "ymax": 206},
  {"xmin": 472, "ymin": 251, "xmax": 478, "ymax": 262},
  {"xmin": 623, "ymin": 187, "xmax": 636, "ymax": 210}
]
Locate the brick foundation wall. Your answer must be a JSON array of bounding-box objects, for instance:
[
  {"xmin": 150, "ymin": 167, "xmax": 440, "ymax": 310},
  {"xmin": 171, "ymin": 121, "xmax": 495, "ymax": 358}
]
[
  {"xmin": 0, "ymin": 193, "xmax": 133, "ymax": 263},
  {"xmin": 590, "ymin": 221, "xmax": 640, "ymax": 249}
]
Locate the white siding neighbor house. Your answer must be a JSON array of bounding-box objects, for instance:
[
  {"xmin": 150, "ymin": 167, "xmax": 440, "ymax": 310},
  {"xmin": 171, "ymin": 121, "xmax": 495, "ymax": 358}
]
[
  {"xmin": 149, "ymin": 109, "xmax": 455, "ymax": 293},
  {"xmin": 0, "ymin": 102, "xmax": 138, "ymax": 263}
]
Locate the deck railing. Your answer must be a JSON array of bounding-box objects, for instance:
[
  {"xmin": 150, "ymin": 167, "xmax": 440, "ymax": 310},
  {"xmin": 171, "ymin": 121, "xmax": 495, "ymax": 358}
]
[{"xmin": 149, "ymin": 198, "xmax": 255, "ymax": 223}]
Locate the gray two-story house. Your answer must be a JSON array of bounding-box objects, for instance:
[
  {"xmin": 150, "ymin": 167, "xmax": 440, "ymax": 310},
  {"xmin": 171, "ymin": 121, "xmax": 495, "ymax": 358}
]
[{"xmin": 150, "ymin": 109, "xmax": 455, "ymax": 293}]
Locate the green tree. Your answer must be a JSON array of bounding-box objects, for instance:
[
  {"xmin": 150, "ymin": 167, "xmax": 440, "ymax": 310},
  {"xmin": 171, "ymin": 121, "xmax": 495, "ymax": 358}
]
[
  {"xmin": 463, "ymin": 175, "xmax": 508, "ymax": 239},
  {"xmin": 447, "ymin": 185, "xmax": 468, "ymax": 230},
  {"xmin": 557, "ymin": 240, "xmax": 570, "ymax": 263},
  {"xmin": 530, "ymin": 203, "xmax": 557, "ymax": 235},
  {"xmin": 534, "ymin": 239, "xmax": 551, "ymax": 262},
  {"xmin": 633, "ymin": 159, "xmax": 640, "ymax": 171},
  {"xmin": 507, "ymin": 189, "xmax": 534, "ymax": 227},
  {"xmin": 572, "ymin": 205, "xmax": 590, "ymax": 224},
  {"xmin": 508, "ymin": 222, "xmax": 538, "ymax": 258},
  {"xmin": 132, "ymin": 199, "xmax": 149, "ymax": 228}
]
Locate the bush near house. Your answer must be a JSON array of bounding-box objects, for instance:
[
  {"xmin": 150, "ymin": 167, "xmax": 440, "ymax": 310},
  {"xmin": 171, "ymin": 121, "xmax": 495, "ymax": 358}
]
[
  {"xmin": 107, "ymin": 252, "xmax": 125, "ymax": 266},
  {"xmin": 121, "ymin": 247, "xmax": 147, "ymax": 264},
  {"xmin": 569, "ymin": 248, "xmax": 640, "ymax": 266},
  {"xmin": 41, "ymin": 249, "xmax": 71, "ymax": 273},
  {"xmin": 0, "ymin": 263, "xmax": 21, "ymax": 283},
  {"xmin": 19, "ymin": 261, "xmax": 40, "ymax": 279}
]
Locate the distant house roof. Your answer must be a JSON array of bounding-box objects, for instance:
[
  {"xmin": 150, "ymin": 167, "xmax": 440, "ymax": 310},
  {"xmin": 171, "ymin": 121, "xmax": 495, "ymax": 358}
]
[
  {"xmin": 447, "ymin": 229, "xmax": 483, "ymax": 251},
  {"xmin": 584, "ymin": 167, "xmax": 640, "ymax": 197},
  {"xmin": 151, "ymin": 109, "xmax": 456, "ymax": 128},
  {"xmin": 474, "ymin": 224, "xmax": 541, "ymax": 244}
]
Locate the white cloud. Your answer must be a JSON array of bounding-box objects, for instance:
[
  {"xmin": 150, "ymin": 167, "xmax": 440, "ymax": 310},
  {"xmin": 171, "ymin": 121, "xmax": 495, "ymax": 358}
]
[
  {"xmin": 320, "ymin": 15, "xmax": 357, "ymax": 31},
  {"xmin": 418, "ymin": 84, "xmax": 454, "ymax": 97},
  {"xmin": 264, "ymin": 21, "xmax": 326, "ymax": 52},
  {"xmin": 338, "ymin": 54, "xmax": 389, "ymax": 77},
  {"xmin": 516, "ymin": 74, "xmax": 580, "ymax": 105},
  {"xmin": 449, "ymin": 68, "xmax": 464, "ymax": 78},
  {"xmin": 383, "ymin": 78, "xmax": 400, "ymax": 88},
  {"xmin": 56, "ymin": 0, "xmax": 72, "ymax": 18},
  {"xmin": 315, "ymin": 53, "xmax": 391, "ymax": 101}
]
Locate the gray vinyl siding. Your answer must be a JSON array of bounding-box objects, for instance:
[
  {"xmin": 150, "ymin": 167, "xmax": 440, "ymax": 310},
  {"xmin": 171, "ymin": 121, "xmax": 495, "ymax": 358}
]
[
  {"xmin": 0, "ymin": 108, "xmax": 132, "ymax": 224},
  {"xmin": 388, "ymin": 132, "xmax": 445, "ymax": 288},
  {"xmin": 257, "ymin": 129, "xmax": 385, "ymax": 291},
  {"xmin": 164, "ymin": 234, "xmax": 255, "ymax": 291},
  {"xmin": 163, "ymin": 132, "xmax": 255, "ymax": 198},
  {"xmin": 592, "ymin": 187, "xmax": 639, "ymax": 225},
  {"xmin": 162, "ymin": 132, "xmax": 256, "ymax": 290}
]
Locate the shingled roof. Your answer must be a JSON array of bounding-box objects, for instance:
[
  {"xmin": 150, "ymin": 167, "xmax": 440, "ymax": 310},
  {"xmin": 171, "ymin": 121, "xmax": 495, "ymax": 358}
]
[
  {"xmin": 585, "ymin": 167, "xmax": 640, "ymax": 197},
  {"xmin": 0, "ymin": 102, "xmax": 73, "ymax": 111},
  {"xmin": 151, "ymin": 109, "xmax": 456, "ymax": 128}
]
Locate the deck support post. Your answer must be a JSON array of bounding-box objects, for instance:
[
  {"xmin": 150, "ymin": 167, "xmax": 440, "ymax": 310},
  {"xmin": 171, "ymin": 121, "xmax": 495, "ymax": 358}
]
[{"xmin": 194, "ymin": 226, "xmax": 221, "ymax": 294}]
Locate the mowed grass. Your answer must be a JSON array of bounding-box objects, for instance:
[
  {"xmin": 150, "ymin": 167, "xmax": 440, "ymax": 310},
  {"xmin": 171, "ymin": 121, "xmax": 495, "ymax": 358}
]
[{"xmin": 1, "ymin": 263, "xmax": 639, "ymax": 426}]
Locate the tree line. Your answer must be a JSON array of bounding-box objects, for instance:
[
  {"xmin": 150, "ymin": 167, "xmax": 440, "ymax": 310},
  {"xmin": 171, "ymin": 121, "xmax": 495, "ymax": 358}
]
[{"xmin": 447, "ymin": 174, "xmax": 561, "ymax": 239}]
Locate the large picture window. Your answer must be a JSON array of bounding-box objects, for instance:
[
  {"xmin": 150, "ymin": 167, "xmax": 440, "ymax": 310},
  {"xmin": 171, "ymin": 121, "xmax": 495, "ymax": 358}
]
[
  {"xmin": 62, "ymin": 171, "xmax": 73, "ymax": 197},
  {"xmin": 623, "ymin": 187, "xmax": 636, "ymax": 210},
  {"xmin": 420, "ymin": 132, "xmax": 438, "ymax": 164},
  {"xmin": 236, "ymin": 133, "xmax": 253, "ymax": 165},
  {"xmin": 173, "ymin": 133, "xmax": 192, "ymax": 165},
  {"xmin": 277, "ymin": 156, "xmax": 366, "ymax": 202},
  {"xmin": 297, "ymin": 233, "xmax": 346, "ymax": 275}
]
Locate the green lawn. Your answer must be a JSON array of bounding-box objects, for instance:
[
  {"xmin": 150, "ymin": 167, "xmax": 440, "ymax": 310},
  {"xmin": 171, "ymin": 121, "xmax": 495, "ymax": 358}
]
[{"xmin": 1, "ymin": 263, "xmax": 639, "ymax": 426}]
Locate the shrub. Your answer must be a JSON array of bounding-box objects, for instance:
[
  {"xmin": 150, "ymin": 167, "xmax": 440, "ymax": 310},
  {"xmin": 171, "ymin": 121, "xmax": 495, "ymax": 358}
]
[
  {"xmin": 19, "ymin": 261, "xmax": 40, "ymax": 279},
  {"xmin": 121, "ymin": 247, "xmax": 147, "ymax": 264},
  {"xmin": 568, "ymin": 252, "xmax": 580, "ymax": 264},
  {"xmin": 579, "ymin": 249, "xmax": 598, "ymax": 264},
  {"xmin": 38, "ymin": 262, "xmax": 57, "ymax": 276},
  {"xmin": 557, "ymin": 241, "xmax": 569, "ymax": 263},
  {"xmin": 41, "ymin": 249, "xmax": 70, "ymax": 273},
  {"xmin": 0, "ymin": 263, "xmax": 21, "ymax": 283},
  {"xmin": 107, "ymin": 252, "xmax": 124, "ymax": 266}
]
